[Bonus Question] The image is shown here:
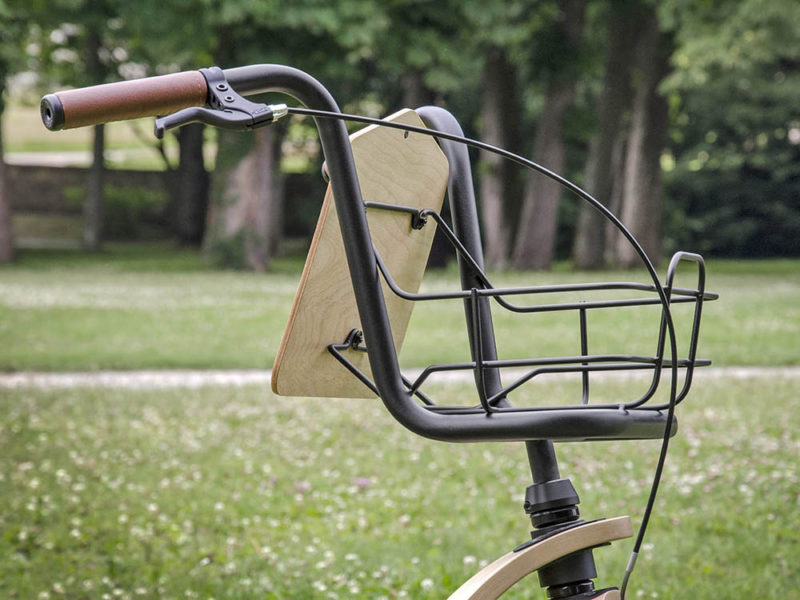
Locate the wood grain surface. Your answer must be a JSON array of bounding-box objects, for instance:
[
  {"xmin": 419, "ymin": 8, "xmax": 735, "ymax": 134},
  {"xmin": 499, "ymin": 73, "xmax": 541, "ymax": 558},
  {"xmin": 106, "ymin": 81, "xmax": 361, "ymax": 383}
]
[
  {"xmin": 272, "ymin": 109, "xmax": 449, "ymax": 398},
  {"xmin": 448, "ymin": 517, "xmax": 633, "ymax": 600}
]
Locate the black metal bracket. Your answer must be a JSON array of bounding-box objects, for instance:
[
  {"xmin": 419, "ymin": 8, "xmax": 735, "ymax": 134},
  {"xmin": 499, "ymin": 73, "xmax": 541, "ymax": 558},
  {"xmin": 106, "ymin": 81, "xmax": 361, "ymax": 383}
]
[
  {"xmin": 154, "ymin": 66, "xmax": 285, "ymax": 138},
  {"xmin": 327, "ymin": 330, "xmax": 437, "ymax": 406},
  {"xmin": 363, "ymin": 201, "xmax": 428, "ymax": 230}
]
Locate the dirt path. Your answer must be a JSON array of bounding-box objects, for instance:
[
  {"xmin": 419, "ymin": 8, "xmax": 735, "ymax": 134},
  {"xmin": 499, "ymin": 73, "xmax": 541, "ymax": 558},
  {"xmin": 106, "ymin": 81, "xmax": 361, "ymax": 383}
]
[{"xmin": 1, "ymin": 366, "xmax": 798, "ymax": 390}]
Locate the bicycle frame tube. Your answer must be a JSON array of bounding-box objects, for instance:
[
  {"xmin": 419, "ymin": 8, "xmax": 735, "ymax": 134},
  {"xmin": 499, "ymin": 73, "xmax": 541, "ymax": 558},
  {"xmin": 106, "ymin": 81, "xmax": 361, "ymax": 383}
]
[
  {"xmin": 416, "ymin": 107, "xmax": 564, "ymax": 484},
  {"xmin": 415, "ymin": 106, "xmax": 507, "ymax": 408},
  {"xmin": 223, "ymin": 64, "xmax": 674, "ymax": 443}
]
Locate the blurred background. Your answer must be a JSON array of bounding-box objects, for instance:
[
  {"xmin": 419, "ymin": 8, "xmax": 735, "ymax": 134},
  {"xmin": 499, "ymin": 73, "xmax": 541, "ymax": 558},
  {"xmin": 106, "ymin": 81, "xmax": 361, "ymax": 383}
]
[
  {"xmin": 2, "ymin": 3, "xmax": 800, "ymax": 598},
  {"xmin": 1, "ymin": 0, "xmax": 798, "ymax": 271}
]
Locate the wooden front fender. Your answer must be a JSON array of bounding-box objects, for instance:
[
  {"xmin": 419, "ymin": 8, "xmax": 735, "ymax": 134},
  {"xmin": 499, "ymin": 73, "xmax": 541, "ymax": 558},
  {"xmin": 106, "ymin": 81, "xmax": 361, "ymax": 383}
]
[{"xmin": 448, "ymin": 516, "xmax": 632, "ymax": 600}]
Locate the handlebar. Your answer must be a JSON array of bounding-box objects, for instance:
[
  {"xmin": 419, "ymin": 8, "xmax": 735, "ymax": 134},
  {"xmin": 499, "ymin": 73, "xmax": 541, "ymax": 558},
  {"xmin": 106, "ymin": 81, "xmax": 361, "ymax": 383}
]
[
  {"xmin": 41, "ymin": 70, "xmax": 208, "ymax": 131},
  {"xmin": 38, "ymin": 64, "xmax": 685, "ymax": 444}
]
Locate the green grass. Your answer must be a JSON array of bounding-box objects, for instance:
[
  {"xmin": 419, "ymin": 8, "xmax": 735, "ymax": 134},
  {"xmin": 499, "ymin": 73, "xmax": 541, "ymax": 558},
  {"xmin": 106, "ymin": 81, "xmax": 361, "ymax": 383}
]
[
  {"xmin": 2, "ymin": 248, "xmax": 798, "ymax": 597},
  {"xmin": 1, "ymin": 375, "xmax": 798, "ymax": 598},
  {"xmin": 0, "ymin": 244, "xmax": 302, "ymax": 371},
  {"xmin": 1, "ymin": 246, "xmax": 798, "ymax": 371}
]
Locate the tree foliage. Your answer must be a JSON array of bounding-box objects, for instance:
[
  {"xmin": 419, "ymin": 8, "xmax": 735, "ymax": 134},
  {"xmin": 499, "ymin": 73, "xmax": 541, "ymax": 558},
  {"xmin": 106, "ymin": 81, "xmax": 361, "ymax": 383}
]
[
  {"xmin": 662, "ymin": 0, "xmax": 800, "ymax": 257},
  {"xmin": 3, "ymin": 0, "xmax": 798, "ymax": 264}
]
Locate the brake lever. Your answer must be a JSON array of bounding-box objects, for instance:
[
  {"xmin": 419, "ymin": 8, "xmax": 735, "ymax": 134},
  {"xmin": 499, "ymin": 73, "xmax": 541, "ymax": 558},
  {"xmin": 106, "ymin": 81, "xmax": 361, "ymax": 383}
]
[
  {"xmin": 154, "ymin": 66, "xmax": 287, "ymax": 138},
  {"xmin": 154, "ymin": 104, "xmax": 285, "ymax": 138}
]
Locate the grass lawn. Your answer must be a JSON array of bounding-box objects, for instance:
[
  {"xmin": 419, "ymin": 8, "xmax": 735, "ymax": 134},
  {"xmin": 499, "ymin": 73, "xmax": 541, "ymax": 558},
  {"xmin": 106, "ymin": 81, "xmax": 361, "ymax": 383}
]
[
  {"xmin": 1, "ymin": 374, "xmax": 798, "ymax": 599},
  {"xmin": 1, "ymin": 245, "xmax": 798, "ymax": 371},
  {"xmin": 0, "ymin": 245, "xmax": 301, "ymax": 372},
  {"xmin": 2, "ymin": 246, "xmax": 798, "ymax": 597}
]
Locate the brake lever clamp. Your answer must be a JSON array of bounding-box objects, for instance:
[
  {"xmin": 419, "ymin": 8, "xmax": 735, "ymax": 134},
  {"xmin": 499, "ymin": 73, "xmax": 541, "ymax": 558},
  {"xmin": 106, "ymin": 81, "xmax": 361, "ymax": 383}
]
[{"xmin": 154, "ymin": 66, "xmax": 287, "ymax": 138}]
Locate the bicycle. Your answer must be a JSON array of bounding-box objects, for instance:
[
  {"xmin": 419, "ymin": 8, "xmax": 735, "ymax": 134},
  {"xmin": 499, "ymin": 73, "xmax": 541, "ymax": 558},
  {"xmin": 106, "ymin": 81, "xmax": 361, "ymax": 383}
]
[{"xmin": 41, "ymin": 64, "xmax": 716, "ymax": 599}]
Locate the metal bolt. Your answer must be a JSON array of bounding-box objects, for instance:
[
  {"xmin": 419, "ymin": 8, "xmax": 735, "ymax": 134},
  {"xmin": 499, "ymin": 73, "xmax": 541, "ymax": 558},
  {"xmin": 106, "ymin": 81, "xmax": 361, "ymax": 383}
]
[
  {"xmin": 225, "ymin": 95, "xmax": 234, "ymax": 102},
  {"xmin": 216, "ymin": 83, "xmax": 228, "ymax": 91}
]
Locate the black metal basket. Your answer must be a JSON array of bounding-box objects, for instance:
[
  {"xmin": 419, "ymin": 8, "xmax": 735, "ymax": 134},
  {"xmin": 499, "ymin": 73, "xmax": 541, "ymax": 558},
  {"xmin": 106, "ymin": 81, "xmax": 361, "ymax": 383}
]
[
  {"xmin": 330, "ymin": 207, "xmax": 713, "ymax": 417},
  {"xmin": 315, "ymin": 104, "xmax": 718, "ymax": 442}
]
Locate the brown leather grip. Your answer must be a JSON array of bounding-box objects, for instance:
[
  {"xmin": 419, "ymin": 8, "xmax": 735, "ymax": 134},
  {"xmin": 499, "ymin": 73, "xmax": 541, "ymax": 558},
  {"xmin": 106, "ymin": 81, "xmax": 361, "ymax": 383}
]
[{"xmin": 42, "ymin": 71, "xmax": 208, "ymax": 130}]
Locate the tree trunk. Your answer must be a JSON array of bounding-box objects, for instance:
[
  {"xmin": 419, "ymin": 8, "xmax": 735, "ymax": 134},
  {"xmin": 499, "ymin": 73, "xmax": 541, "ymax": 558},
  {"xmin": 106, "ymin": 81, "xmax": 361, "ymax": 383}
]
[
  {"xmin": 614, "ymin": 14, "xmax": 672, "ymax": 268},
  {"xmin": 572, "ymin": 1, "xmax": 639, "ymax": 269},
  {"xmin": 402, "ymin": 70, "xmax": 436, "ymax": 108},
  {"xmin": 82, "ymin": 28, "xmax": 105, "ymax": 252},
  {"xmin": 402, "ymin": 70, "xmax": 450, "ymax": 269},
  {"xmin": 0, "ymin": 117, "xmax": 14, "ymax": 263},
  {"xmin": 479, "ymin": 46, "xmax": 522, "ymax": 268},
  {"xmin": 204, "ymin": 124, "xmax": 286, "ymax": 271},
  {"xmin": 604, "ymin": 130, "xmax": 628, "ymax": 263},
  {"xmin": 513, "ymin": 0, "xmax": 585, "ymax": 270},
  {"xmin": 83, "ymin": 123, "xmax": 104, "ymax": 251},
  {"xmin": 512, "ymin": 83, "xmax": 574, "ymax": 270},
  {"xmin": 171, "ymin": 123, "xmax": 208, "ymax": 245},
  {"xmin": 266, "ymin": 126, "xmax": 286, "ymax": 257}
]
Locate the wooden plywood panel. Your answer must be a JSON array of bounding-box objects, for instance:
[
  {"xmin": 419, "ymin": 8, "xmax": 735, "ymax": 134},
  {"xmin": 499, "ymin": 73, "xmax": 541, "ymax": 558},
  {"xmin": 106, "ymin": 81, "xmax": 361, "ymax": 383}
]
[{"xmin": 272, "ymin": 109, "xmax": 449, "ymax": 398}]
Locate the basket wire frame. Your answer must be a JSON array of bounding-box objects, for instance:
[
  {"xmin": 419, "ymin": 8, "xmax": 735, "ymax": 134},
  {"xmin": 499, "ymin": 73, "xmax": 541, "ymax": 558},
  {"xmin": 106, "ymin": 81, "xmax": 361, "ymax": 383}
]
[{"xmin": 328, "ymin": 203, "xmax": 716, "ymax": 417}]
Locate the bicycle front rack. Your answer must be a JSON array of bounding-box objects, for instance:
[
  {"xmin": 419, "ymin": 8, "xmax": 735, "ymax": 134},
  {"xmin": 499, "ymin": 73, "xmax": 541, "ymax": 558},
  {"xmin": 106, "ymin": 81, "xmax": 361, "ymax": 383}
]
[{"xmin": 329, "ymin": 202, "xmax": 716, "ymax": 420}]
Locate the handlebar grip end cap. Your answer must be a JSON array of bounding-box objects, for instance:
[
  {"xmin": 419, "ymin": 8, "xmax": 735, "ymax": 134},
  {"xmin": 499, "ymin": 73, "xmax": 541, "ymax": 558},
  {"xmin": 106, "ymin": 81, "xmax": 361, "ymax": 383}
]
[{"xmin": 41, "ymin": 94, "xmax": 65, "ymax": 131}]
